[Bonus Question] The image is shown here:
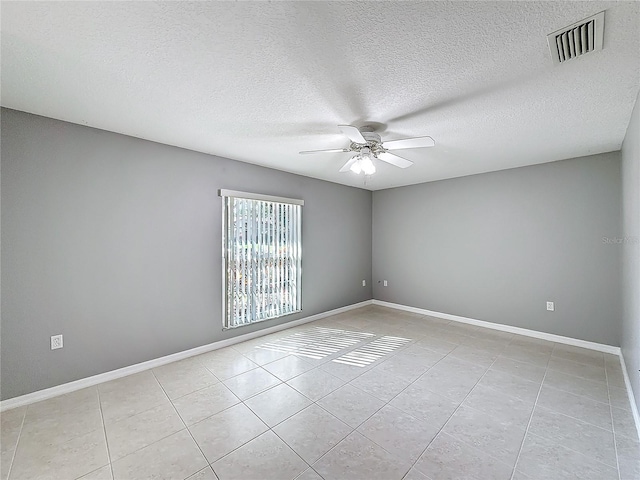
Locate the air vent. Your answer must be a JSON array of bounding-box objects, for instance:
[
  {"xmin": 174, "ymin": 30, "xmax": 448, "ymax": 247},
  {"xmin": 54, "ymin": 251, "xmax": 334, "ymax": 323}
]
[{"xmin": 547, "ymin": 11, "xmax": 605, "ymax": 64}]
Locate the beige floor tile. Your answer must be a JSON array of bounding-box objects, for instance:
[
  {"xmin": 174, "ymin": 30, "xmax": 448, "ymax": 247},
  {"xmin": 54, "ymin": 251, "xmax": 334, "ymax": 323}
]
[
  {"xmin": 10, "ymin": 427, "xmax": 109, "ymax": 480},
  {"xmin": 153, "ymin": 358, "xmax": 219, "ymax": 400},
  {"xmin": 99, "ymin": 372, "xmax": 170, "ymax": 425},
  {"xmin": 357, "ymin": 405, "xmax": 439, "ymax": 463},
  {"xmin": 319, "ymin": 359, "xmax": 372, "ymax": 381},
  {"xmin": 437, "ymin": 323, "xmax": 478, "ymax": 338},
  {"xmin": 245, "ymin": 383, "xmax": 311, "ymax": 427},
  {"xmin": 402, "ymin": 468, "xmax": 431, "ymax": 480},
  {"xmin": 20, "ymin": 405, "xmax": 103, "ymax": 448},
  {"xmin": 414, "ymin": 336, "xmax": 458, "ymax": 355},
  {"xmin": 286, "ymin": 368, "xmax": 346, "ymax": 401},
  {"xmin": 499, "ymin": 344, "xmax": 551, "ymax": 367},
  {"xmin": 317, "ymin": 384, "xmax": 385, "ymax": 428},
  {"xmin": 528, "ymin": 406, "xmax": 616, "ymax": 467},
  {"xmin": 515, "ymin": 433, "xmax": 618, "ymax": 480},
  {"xmin": 189, "ymin": 403, "xmax": 268, "ymax": 464},
  {"xmin": 369, "ymin": 353, "xmax": 430, "ymax": 382},
  {"xmin": 449, "ymin": 344, "xmax": 500, "ymax": 368},
  {"xmin": 476, "ymin": 368, "xmax": 540, "ymax": 402},
  {"xmin": 547, "ymin": 356, "xmax": 607, "ymax": 384},
  {"xmin": 105, "ymin": 402, "xmax": 184, "ymax": 461},
  {"xmin": 509, "ymin": 335, "xmax": 555, "ymax": 353},
  {"xmin": 262, "ymin": 355, "xmax": 315, "ymax": 381},
  {"xmin": 222, "ymin": 367, "xmax": 281, "ymax": 400},
  {"xmin": 1, "ymin": 448, "xmax": 16, "ymax": 480},
  {"xmin": 349, "ymin": 367, "xmax": 413, "ymax": 402},
  {"xmin": 26, "ymin": 388, "xmax": 99, "ymax": 421},
  {"xmin": 551, "ymin": 344, "xmax": 605, "ymax": 368},
  {"xmin": 442, "ymin": 405, "xmax": 526, "ymax": 465},
  {"xmin": 187, "ymin": 466, "xmax": 218, "ymax": 480},
  {"xmin": 230, "ymin": 336, "xmax": 272, "ymax": 353},
  {"xmin": 78, "ymin": 465, "xmax": 113, "ymax": 480},
  {"xmin": 410, "ymin": 358, "xmax": 484, "ymax": 403},
  {"xmin": 609, "ymin": 385, "xmax": 633, "ymax": 410},
  {"xmin": 1, "ymin": 406, "xmax": 26, "ymax": 455},
  {"xmin": 537, "ymin": 385, "xmax": 612, "ymax": 430},
  {"xmin": 20, "ymin": 388, "xmax": 102, "ymax": 446},
  {"xmin": 605, "ymin": 360, "xmax": 626, "ymax": 388},
  {"xmin": 294, "ymin": 468, "xmax": 323, "ymax": 480},
  {"xmin": 396, "ymin": 344, "xmax": 445, "ymax": 365},
  {"xmin": 612, "ymin": 405, "xmax": 640, "ymax": 441},
  {"xmin": 462, "ymin": 384, "xmax": 534, "ymax": 428},
  {"xmin": 616, "ymin": 434, "xmax": 640, "ymax": 480},
  {"xmin": 414, "ymin": 432, "xmax": 512, "ymax": 480},
  {"xmin": 111, "ymin": 429, "xmax": 207, "ymax": 480},
  {"xmin": 242, "ymin": 347, "xmax": 291, "ymax": 365},
  {"xmin": 543, "ymin": 368, "xmax": 610, "ymax": 403},
  {"xmin": 273, "ymin": 404, "xmax": 352, "ymax": 464},
  {"xmin": 389, "ymin": 382, "xmax": 459, "ymax": 429},
  {"xmin": 491, "ymin": 356, "xmax": 546, "ymax": 383},
  {"xmin": 211, "ymin": 431, "xmax": 307, "ymax": 480},
  {"xmin": 201, "ymin": 351, "xmax": 259, "ymax": 380},
  {"xmin": 312, "ymin": 431, "xmax": 411, "ymax": 480},
  {"xmin": 172, "ymin": 383, "xmax": 239, "ymax": 425}
]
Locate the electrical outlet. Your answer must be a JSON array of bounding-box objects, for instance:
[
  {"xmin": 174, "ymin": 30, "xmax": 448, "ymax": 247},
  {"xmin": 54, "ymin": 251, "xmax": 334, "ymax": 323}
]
[
  {"xmin": 362, "ymin": 280, "xmax": 366, "ymax": 287},
  {"xmin": 383, "ymin": 280, "xmax": 388, "ymax": 287},
  {"xmin": 51, "ymin": 334, "xmax": 63, "ymax": 350},
  {"xmin": 546, "ymin": 302, "xmax": 555, "ymax": 311}
]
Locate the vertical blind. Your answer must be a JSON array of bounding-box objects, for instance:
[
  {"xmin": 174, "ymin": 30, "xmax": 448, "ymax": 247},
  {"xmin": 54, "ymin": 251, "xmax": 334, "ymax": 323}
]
[{"xmin": 220, "ymin": 190, "xmax": 303, "ymax": 329}]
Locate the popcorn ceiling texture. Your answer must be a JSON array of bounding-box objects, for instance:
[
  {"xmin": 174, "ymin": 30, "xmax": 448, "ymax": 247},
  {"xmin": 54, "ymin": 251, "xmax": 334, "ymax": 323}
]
[{"xmin": 1, "ymin": 1, "xmax": 638, "ymax": 190}]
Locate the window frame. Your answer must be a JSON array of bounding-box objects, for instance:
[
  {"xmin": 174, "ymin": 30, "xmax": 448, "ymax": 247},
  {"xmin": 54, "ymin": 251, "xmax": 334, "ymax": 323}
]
[{"xmin": 219, "ymin": 189, "xmax": 303, "ymax": 329}]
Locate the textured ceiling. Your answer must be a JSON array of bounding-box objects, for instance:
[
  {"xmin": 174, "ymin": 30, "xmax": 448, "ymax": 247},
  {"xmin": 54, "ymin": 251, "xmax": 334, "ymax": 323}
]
[{"xmin": 1, "ymin": 1, "xmax": 639, "ymax": 190}]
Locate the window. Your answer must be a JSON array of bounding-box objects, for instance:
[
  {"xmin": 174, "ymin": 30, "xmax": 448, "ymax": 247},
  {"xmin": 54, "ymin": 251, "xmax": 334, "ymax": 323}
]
[{"xmin": 220, "ymin": 190, "xmax": 303, "ymax": 329}]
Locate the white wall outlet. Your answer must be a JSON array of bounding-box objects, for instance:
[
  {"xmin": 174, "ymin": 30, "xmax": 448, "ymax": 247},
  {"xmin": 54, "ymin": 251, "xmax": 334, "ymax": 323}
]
[
  {"xmin": 546, "ymin": 302, "xmax": 555, "ymax": 311},
  {"xmin": 383, "ymin": 280, "xmax": 388, "ymax": 287},
  {"xmin": 51, "ymin": 334, "xmax": 63, "ymax": 350},
  {"xmin": 362, "ymin": 280, "xmax": 366, "ymax": 287}
]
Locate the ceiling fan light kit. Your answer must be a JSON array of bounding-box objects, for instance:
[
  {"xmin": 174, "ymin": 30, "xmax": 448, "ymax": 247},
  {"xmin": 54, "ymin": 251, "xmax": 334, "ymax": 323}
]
[
  {"xmin": 349, "ymin": 149, "xmax": 376, "ymax": 175},
  {"xmin": 300, "ymin": 125, "xmax": 435, "ymax": 176}
]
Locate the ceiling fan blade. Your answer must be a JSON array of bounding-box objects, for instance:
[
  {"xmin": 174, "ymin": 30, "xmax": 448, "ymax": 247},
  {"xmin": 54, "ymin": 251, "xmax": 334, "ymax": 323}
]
[
  {"xmin": 339, "ymin": 157, "xmax": 358, "ymax": 172},
  {"xmin": 338, "ymin": 125, "xmax": 367, "ymax": 144},
  {"xmin": 377, "ymin": 152, "xmax": 414, "ymax": 169},
  {"xmin": 382, "ymin": 136, "xmax": 435, "ymax": 150},
  {"xmin": 299, "ymin": 148, "xmax": 350, "ymax": 154}
]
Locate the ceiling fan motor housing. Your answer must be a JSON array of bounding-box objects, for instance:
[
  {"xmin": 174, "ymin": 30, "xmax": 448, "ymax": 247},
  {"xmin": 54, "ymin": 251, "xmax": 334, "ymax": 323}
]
[{"xmin": 352, "ymin": 131, "xmax": 384, "ymax": 154}]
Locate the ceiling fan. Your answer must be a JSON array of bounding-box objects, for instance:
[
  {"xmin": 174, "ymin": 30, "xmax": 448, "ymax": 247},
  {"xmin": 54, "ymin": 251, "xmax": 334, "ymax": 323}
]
[{"xmin": 299, "ymin": 125, "xmax": 435, "ymax": 175}]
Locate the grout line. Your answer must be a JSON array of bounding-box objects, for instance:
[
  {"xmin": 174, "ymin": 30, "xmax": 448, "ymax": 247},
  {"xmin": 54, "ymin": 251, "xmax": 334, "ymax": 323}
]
[
  {"xmin": 404, "ymin": 351, "xmax": 512, "ymax": 476},
  {"xmin": 265, "ymin": 330, "xmax": 445, "ymax": 475},
  {"xmin": 150, "ymin": 370, "xmax": 213, "ymax": 475},
  {"xmin": 524, "ymin": 430, "xmax": 620, "ymax": 471},
  {"xmin": 97, "ymin": 381, "xmax": 212, "ymax": 466},
  {"xmin": 4, "ymin": 406, "xmax": 27, "ymax": 480},
  {"xmin": 605, "ymin": 361, "xmax": 623, "ymax": 480},
  {"xmin": 509, "ymin": 342, "xmax": 552, "ymax": 479},
  {"xmin": 267, "ymin": 425, "xmax": 312, "ymax": 472},
  {"xmin": 529, "ymin": 403, "xmax": 617, "ymax": 435},
  {"xmin": 316, "ymin": 328, "xmax": 517, "ymax": 475},
  {"xmin": 94, "ymin": 386, "xmax": 115, "ymax": 480}
]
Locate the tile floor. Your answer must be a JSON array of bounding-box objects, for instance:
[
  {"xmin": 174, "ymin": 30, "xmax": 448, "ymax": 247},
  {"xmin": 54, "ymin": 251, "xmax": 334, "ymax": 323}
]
[{"xmin": 1, "ymin": 305, "xmax": 639, "ymax": 480}]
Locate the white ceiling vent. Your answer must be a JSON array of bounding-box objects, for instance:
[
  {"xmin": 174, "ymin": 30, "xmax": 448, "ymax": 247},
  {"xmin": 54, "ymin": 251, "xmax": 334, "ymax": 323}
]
[{"xmin": 547, "ymin": 11, "xmax": 605, "ymax": 64}]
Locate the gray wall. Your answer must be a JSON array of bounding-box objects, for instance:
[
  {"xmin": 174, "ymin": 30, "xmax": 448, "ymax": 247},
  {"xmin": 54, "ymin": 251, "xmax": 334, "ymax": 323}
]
[
  {"xmin": 621, "ymin": 90, "xmax": 640, "ymax": 412},
  {"xmin": 373, "ymin": 153, "xmax": 622, "ymax": 346},
  {"xmin": 1, "ymin": 108, "xmax": 372, "ymax": 400}
]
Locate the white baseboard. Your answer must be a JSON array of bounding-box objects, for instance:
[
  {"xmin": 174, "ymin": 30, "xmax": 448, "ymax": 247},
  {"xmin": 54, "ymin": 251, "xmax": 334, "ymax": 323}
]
[
  {"xmin": 372, "ymin": 300, "xmax": 621, "ymax": 355},
  {"xmin": 0, "ymin": 300, "xmax": 373, "ymax": 412},
  {"xmin": 619, "ymin": 353, "xmax": 640, "ymax": 441}
]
